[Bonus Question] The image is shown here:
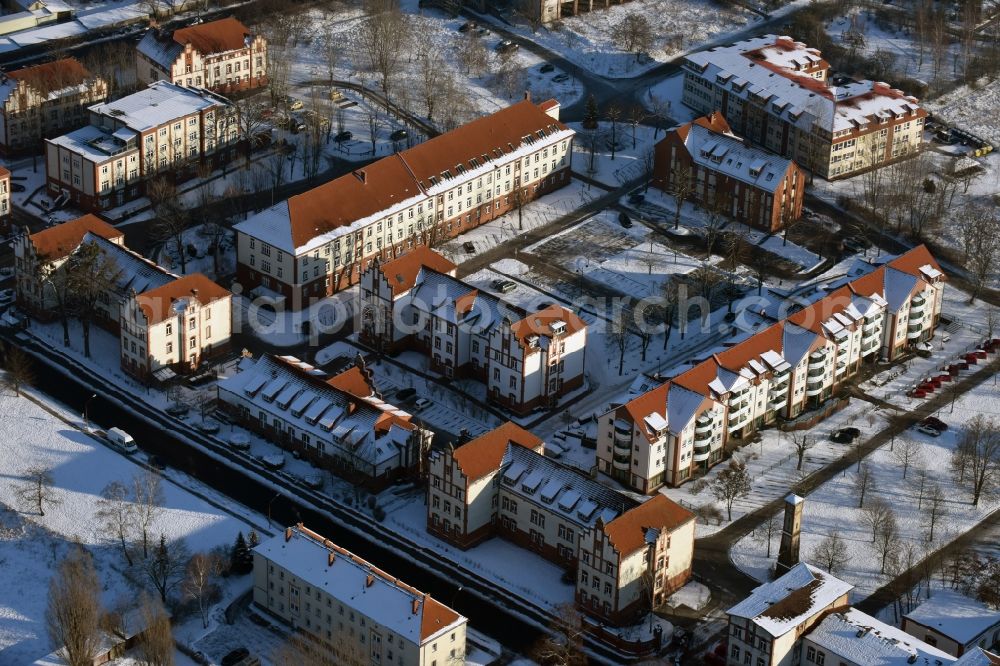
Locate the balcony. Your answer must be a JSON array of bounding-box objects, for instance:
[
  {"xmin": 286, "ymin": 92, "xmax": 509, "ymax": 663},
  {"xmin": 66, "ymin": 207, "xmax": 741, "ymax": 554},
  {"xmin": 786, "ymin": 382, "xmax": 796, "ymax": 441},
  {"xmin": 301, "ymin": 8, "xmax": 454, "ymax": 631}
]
[
  {"xmin": 613, "ymin": 439, "xmax": 631, "ymax": 454},
  {"xmin": 728, "ymin": 413, "xmax": 751, "ymax": 432},
  {"xmin": 770, "ymin": 382, "xmax": 789, "ymax": 398},
  {"xmin": 808, "ymin": 351, "xmax": 827, "ymax": 370},
  {"xmin": 861, "ymin": 340, "xmax": 879, "ymax": 354},
  {"xmin": 907, "ymin": 324, "xmax": 924, "ymax": 340},
  {"xmin": 695, "ymin": 429, "xmax": 711, "ymax": 442},
  {"xmin": 694, "ymin": 417, "xmax": 714, "ymax": 435},
  {"xmin": 807, "ymin": 366, "xmax": 825, "ymax": 379},
  {"xmin": 692, "ymin": 445, "xmax": 711, "ymax": 462},
  {"xmin": 863, "ymin": 318, "xmax": 879, "ymax": 333},
  {"xmin": 728, "ymin": 388, "xmax": 750, "ymax": 406},
  {"xmin": 613, "ymin": 419, "xmax": 632, "ymax": 436},
  {"xmin": 806, "ymin": 380, "xmax": 825, "ymax": 396},
  {"xmin": 612, "ymin": 458, "xmax": 630, "ymax": 471},
  {"xmin": 835, "ymin": 361, "xmax": 848, "ymax": 376},
  {"xmin": 728, "ymin": 402, "xmax": 750, "ymax": 422},
  {"xmin": 837, "ymin": 345, "xmax": 849, "ymax": 358},
  {"xmin": 770, "ymin": 394, "xmax": 788, "ymax": 410}
]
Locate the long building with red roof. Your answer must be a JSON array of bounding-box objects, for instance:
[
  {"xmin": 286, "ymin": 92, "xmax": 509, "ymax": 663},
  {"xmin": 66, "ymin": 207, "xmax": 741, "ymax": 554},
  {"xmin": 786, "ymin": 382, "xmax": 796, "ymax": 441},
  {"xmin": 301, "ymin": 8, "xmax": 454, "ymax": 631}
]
[
  {"xmin": 682, "ymin": 35, "xmax": 926, "ymax": 179},
  {"xmin": 360, "ymin": 246, "xmax": 587, "ymax": 415},
  {"xmin": 598, "ymin": 245, "xmax": 946, "ymax": 492},
  {"xmin": 427, "ymin": 422, "xmax": 695, "ymax": 626},
  {"xmin": 234, "ymin": 97, "xmax": 573, "ymax": 309},
  {"xmin": 137, "ymin": 17, "xmax": 267, "ymax": 94}
]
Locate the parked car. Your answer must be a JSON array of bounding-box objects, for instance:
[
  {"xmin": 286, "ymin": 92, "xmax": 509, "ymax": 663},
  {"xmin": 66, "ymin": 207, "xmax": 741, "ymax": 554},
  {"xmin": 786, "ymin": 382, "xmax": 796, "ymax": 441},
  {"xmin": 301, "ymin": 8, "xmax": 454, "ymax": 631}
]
[
  {"xmin": 10, "ymin": 183, "xmax": 24, "ymax": 192},
  {"xmin": 166, "ymin": 403, "xmax": 189, "ymax": 417},
  {"xmin": 414, "ymin": 397, "xmax": 432, "ymax": 410},
  {"xmin": 830, "ymin": 428, "xmax": 856, "ymax": 444},
  {"xmin": 916, "ymin": 424, "xmax": 942, "ymax": 437},
  {"xmin": 476, "ymin": 26, "xmax": 490, "ymax": 36},
  {"xmin": 618, "ymin": 212, "xmax": 633, "ymax": 228},
  {"xmin": 921, "ymin": 416, "xmax": 948, "ymax": 432},
  {"xmin": 390, "ymin": 128, "xmax": 408, "ymax": 142},
  {"xmin": 395, "ymin": 387, "xmax": 417, "ymax": 401},
  {"xmin": 539, "ymin": 63, "xmax": 555, "ymax": 73},
  {"xmin": 458, "ymin": 21, "xmax": 475, "ymax": 32},
  {"xmin": 285, "ymin": 98, "xmax": 304, "ymax": 111},
  {"xmin": 195, "ymin": 420, "xmax": 221, "ymax": 434},
  {"xmin": 463, "ymin": 241, "xmax": 476, "ymax": 254},
  {"xmin": 628, "ymin": 192, "xmax": 645, "ymax": 204},
  {"xmin": 491, "ymin": 278, "xmax": 517, "ymax": 293},
  {"xmin": 261, "ymin": 454, "xmax": 286, "ymax": 470},
  {"xmin": 106, "ymin": 427, "xmax": 138, "ymax": 454},
  {"xmin": 496, "ymin": 40, "xmax": 518, "ymax": 54},
  {"xmin": 552, "ymin": 73, "xmax": 570, "ymax": 83},
  {"xmin": 334, "ymin": 130, "xmax": 353, "ymax": 143},
  {"xmin": 148, "ymin": 455, "xmax": 167, "ymax": 471}
]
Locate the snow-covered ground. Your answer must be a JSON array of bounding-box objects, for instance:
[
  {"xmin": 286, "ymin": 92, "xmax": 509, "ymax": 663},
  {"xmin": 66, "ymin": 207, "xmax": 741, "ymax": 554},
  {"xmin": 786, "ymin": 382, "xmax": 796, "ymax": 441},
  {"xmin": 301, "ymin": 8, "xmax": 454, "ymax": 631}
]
[
  {"xmin": 486, "ymin": 0, "xmax": 755, "ymax": 79},
  {"xmin": 570, "ymin": 121, "xmax": 658, "ymax": 188},
  {"xmin": 645, "ymin": 74, "xmax": 701, "ymax": 125},
  {"xmin": 0, "ymin": 382, "xmax": 261, "ymax": 664},
  {"xmin": 924, "ymin": 78, "xmax": 1000, "ymax": 146}
]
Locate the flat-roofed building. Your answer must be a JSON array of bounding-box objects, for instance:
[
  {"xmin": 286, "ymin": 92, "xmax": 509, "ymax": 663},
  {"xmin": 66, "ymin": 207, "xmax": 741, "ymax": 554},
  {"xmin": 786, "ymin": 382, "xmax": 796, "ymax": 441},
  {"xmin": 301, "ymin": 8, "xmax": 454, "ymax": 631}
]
[{"xmin": 254, "ymin": 524, "xmax": 467, "ymax": 666}]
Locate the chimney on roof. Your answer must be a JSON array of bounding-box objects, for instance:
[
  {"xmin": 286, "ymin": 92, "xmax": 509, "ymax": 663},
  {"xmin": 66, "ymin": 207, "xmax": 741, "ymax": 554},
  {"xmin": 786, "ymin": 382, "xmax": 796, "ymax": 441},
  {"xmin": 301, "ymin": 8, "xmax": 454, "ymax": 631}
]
[
  {"xmin": 328, "ymin": 551, "xmax": 335, "ymax": 567},
  {"xmin": 523, "ymin": 90, "xmax": 531, "ymax": 102},
  {"xmin": 366, "ymin": 574, "xmax": 374, "ymax": 588},
  {"xmin": 284, "ymin": 527, "xmax": 293, "ymax": 542},
  {"xmin": 411, "ymin": 598, "xmax": 420, "ymax": 615},
  {"xmin": 354, "ymin": 169, "xmax": 367, "ymax": 184},
  {"xmin": 191, "ymin": 288, "xmax": 198, "ymax": 297}
]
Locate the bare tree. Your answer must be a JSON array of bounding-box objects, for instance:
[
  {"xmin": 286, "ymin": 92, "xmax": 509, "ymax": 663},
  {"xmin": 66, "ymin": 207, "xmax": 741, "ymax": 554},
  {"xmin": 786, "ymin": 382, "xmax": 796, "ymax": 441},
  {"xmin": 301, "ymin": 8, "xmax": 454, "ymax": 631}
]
[
  {"xmin": 3, "ymin": 346, "xmax": 34, "ymax": 395},
  {"xmin": 133, "ymin": 471, "xmax": 163, "ymax": 559},
  {"xmin": 670, "ymin": 162, "xmax": 695, "ymax": 229},
  {"xmin": 951, "ymin": 414, "xmax": 1000, "ymax": 506},
  {"xmin": 95, "ymin": 481, "xmax": 135, "ymax": 567},
  {"xmin": 529, "ymin": 602, "xmax": 587, "ymax": 666},
  {"xmin": 791, "ymin": 433, "xmax": 814, "ymax": 471},
  {"xmin": 354, "ymin": 0, "xmax": 409, "ymax": 106},
  {"xmin": 19, "ymin": 465, "xmax": 59, "ymax": 516},
  {"xmin": 854, "ymin": 462, "xmax": 875, "ymax": 508},
  {"xmin": 924, "ymin": 483, "xmax": 946, "ymax": 542},
  {"xmin": 456, "ymin": 33, "xmax": 489, "ymax": 77},
  {"xmin": 136, "ymin": 594, "xmax": 173, "ymax": 666},
  {"xmin": 66, "ymin": 241, "xmax": 123, "ymax": 359},
  {"xmin": 892, "ymin": 437, "xmax": 923, "ymax": 480},
  {"xmin": 142, "ymin": 534, "xmax": 190, "ymax": 604},
  {"xmin": 860, "ymin": 497, "xmax": 893, "ymax": 542},
  {"xmin": 272, "ymin": 630, "xmax": 367, "ymax": 665},
  {"xmin": 183, "ymin": 552, "xmax": 223, "ymax": 629},
  {"xmin": 149, "ymin": 178, "xmax": 190, "ymax": 275},
  {"xmin": 609, "ymin": 311, "xmax": 629, "ymax": 376},
  {"xmin": 417, "ymin": 48, "xmax": 445, "ymax": 122},
  {"xmin": 611, "ymin": 12, "xmax": 654, "ymax": 61},
  {"xmin": 47, "ymin": 545, "xmax": 102, "ymax": 666},
  {"xmin": 495, "ymin": 55, "xmax": 527, "ymax": 100},
  {"xmin": 872, "ymin": 504, "xmax": 900, "ymax": 574},
  {"xmin": 958, "ymin": 207, "xmax": 1000, "ymax": 303},
  {"xmin": 812, "ymin": 531, "xmax": 850, "ymax": 575},
  {"xmin": 320, "ymin": 26, "xmax": 339, "ymax": 88},
  {"xmin": 986, "ymin": 307, "xmax": 1000, "ymax": 341},
  {"xmin": 628, "ymin": 105, "xmax": 646, "ymax": 150},
  {"xmin": 712, "ymin": 459, "xmax": 752, "ymax": 521},
  {"xmin": 366, "ymin": 109, "xmax": 382, "ymax": 156},
  {"xmin": 606, "ymin": 103, "xmax": 623, "ymax": 160},
  {"xmin": 647, "ymin": 93, "xmax": 671, "ymax": 141},
  {"xmin": 512, "ymin": 184, "xmax": 531, "ymax": 231},
  {"xmin": 234, "ymin": 96, "xmax": 267, "ymax": 168},
  {"xmin": 34, "ymin": 256, "xmax": 75, "ymax": 347},
  {"xmin": 754, "ymin": 511, "xmax": 781, "ymax": 558}
]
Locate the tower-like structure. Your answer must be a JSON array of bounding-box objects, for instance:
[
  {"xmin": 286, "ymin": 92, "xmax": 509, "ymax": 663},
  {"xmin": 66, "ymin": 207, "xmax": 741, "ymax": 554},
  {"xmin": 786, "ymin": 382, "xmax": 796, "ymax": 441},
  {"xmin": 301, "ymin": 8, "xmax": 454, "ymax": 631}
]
[{"xmin": 776, "ymin": 493, "xmax": 804, "ymax": 575}]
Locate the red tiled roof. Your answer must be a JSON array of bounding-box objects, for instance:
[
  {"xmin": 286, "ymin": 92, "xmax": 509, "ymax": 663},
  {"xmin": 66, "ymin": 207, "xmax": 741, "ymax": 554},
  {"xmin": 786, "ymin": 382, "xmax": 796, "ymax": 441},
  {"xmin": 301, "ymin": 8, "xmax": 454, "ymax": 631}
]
[
  {"xmin": 420, "ymin": 595, "xmax": 462, "ymax": 641},
  {"xmin": 28, "ymin": 214, "xmax": 123, "ymax": 261},
  {"xmin": 786, "ymin": 286, "xmax": 855, "ymax": 334},
  {"xmin": 0, "ymin": 166, "xmax": 10, "ymax": 179},
  {"xmin": 377, "ymin": 246, "xmax": 457, "ymax": 298},
  {"xmin": 887, "ymin": 244, "xmax": 945, "ymax": 281},
  {"xmin": 452, "ymin": 422, "xmax": 543, "ymax": 482},
  {"xmin": 398, "ymin": 99, "xmax": 569, "ymax": 188},
  {"xmin": 716, "ymin": 322, "xmax": 785, "ymax": 372},
  {"xmin": 135, "ymin": 273, "xmax": 230, "ymax": 325},
  {"xmin": 622, "ymin": 382, "xmax": 669, "ymax": 441},
  {"xmin": 326, "ymin": 366, "xmax": 373, "ymax": 398},
  {"xmin": 288, "ymin": 157, "xmax": 422, "ymax": 249},
  {"xmin": 9, "ymin": 58, "xmax": 94, "ymax": 98},
  {"xmin": 847, "ymin": 265, "xmax": 886, "ymax": 298},
  {"xmin": 173, "ymin": 17, "xmax": 252, "ymax": 55},
  {"xmin": 509, "ymin": 304, "xmax": 587, "ymax": 349},
  {"xmin": 604, "ymin": 495, "xmax": 694, "ymax": 555},
  {"xmin": 672, "ymin": 358, "xmax": 721, "ymax": 396}
]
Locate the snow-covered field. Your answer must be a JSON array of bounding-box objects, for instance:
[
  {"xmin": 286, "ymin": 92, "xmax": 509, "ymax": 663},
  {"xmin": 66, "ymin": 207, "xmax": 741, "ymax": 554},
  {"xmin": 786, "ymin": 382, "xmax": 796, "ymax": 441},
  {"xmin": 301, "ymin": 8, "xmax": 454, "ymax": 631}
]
[
  {"xmin": 924, "ymin": 79, "xmax": 1000, "ymax": 146},
  {"xmin": 491, "ymin": 0, "xmax": 755, "ymax": 78},
  {"xmin": 0, "ymin": 384, "xmax": 260, "ymax": 664},
  {"xmin": 569, "ymin": 121, "xmax": 658, "ymax": 188}
]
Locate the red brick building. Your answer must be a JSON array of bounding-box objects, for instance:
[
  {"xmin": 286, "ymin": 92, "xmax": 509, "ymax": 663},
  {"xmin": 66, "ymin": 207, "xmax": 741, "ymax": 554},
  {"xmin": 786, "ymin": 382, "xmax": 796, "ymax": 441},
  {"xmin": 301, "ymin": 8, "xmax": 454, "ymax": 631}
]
[{"xmin": 653, "ymin": 112, "xmax": 804, "ymax": 232}]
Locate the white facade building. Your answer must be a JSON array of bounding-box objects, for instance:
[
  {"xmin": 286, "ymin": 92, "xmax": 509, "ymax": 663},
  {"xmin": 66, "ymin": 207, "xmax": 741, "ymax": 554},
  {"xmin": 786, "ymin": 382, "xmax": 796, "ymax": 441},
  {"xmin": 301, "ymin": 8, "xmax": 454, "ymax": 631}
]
[{"xmin": 253, "ymin": 524, "xmax": 467, "ymax": 666}]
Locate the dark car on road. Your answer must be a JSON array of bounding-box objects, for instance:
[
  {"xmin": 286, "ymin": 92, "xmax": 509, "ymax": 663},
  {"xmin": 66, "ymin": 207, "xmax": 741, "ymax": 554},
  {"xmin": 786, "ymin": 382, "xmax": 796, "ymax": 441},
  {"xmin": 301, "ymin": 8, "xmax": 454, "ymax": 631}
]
[
  {"xmin": 830, "ymin": 427, "xmax": 860, "ymax": 443},
  {"xmin": 618, "ymin": 212, "xmax": 633, "ymax": 228},
  {"xmin": 395, "ymin": 387, "xmax": 417, "ymax": 401},
  {"xmin": 390, "ymin": 129, "xmax": 408, "ymax": 142},
  {"xmin": 334, "ymin": 130, "xmax": 353, "ymax": 143},
  {"xmin": 921, "ymin": 416, "xmax": 948, "ymax": 432},
  {"xmin": 539, "ymin": 63, "xmax": 555, "ymax": 73}
]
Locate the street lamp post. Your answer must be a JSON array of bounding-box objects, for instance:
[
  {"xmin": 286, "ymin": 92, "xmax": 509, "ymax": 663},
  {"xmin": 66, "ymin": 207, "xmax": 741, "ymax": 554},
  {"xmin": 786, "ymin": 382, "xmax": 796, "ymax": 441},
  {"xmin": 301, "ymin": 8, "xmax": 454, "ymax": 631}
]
[
  {"xmin": 83, "ymin": 393, "xmax": 97, "ymax": 429},
  {"xmin": 267, "ymin": 493, "xmax": 281, "ymax": 528}
]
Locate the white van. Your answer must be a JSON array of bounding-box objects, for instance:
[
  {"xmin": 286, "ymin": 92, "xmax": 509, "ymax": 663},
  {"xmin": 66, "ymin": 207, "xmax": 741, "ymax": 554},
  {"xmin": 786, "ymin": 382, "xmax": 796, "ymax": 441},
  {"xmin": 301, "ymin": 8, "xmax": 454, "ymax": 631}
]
[{"xmin": 106, "ymin": 427, "xmax": 138, "ymax": 454}]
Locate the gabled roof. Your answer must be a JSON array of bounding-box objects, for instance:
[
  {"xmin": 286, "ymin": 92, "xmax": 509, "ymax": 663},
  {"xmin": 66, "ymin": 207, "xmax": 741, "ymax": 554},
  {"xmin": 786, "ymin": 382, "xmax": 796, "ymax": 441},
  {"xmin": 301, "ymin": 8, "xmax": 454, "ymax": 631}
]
[
  {"xmin": 326, "ymin": 365, "xmax": 374, "ymax": 398},
  {"xmin": 603, "ymin": 494, "xmax": 694, "ymax": 555},
  {"xmin": 807, "ymin": 608, "xmax": 954, "ymax": 666},
  {"xmin": 728, "ymin": 563, "xmax": 854, "ymax": 638},
  {"xmin": 955, "ymin": 649, "xmax": 1000, "ymax": 666},
  {"xmin": 27, "ymin": 214, "xmax": 122, "ymax": 261},
  {"xmin": 377, "ymin": 246, "xmax": 457, "ymax": 297},
  {"xmin": 255, "ymin": 525, "xmax": 465, "ymax": 645},
  {"xmin": 451, "ymin": 421, "xmax": 543, "ymax": 482},
  {"xmin": 8, "ymin": 58, "xmax": 94, "ymax": 98},
  {"xmin": 509, "ymin": 304, "xmax": 587, "ymax": 349},
  {"xmin": 904, "ymin": 588, "xmax": 1000, "ymax": 645},
  {"xmin": 135, "ymin": 273, "xmax": 230, "ymax": 325},
  {"xmin": 172, "ymin": 17, "xmax": 253, "ymax": 55}
]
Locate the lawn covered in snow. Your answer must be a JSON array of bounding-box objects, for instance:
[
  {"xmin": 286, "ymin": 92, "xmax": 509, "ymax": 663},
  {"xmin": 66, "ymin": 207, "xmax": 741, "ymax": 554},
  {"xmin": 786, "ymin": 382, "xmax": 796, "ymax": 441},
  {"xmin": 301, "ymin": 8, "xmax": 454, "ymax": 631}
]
[{"xmin": 0, "ymin": 384, "xmax": 260, "ymax": 664}]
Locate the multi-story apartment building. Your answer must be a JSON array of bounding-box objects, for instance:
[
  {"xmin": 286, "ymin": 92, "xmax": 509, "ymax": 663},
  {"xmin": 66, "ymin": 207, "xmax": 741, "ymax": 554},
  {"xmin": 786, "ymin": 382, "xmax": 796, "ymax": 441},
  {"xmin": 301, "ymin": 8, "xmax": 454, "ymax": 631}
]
[
  {"xmin": 14, "ymin": 215, "xmax": 231, "ymax": 380},
  {"xmin": 726, "ymin": 563, "xmax": 853, "ymax": 666},
  {"xmin": 804, "ymin": 607, "xmax": 959, "ymax": 666},
  {"xmin": 0, "ymin": 58, "xmax": 108, "ymax": 153},
  {"xmin": 652, "ymin": 112, "xmax": 804, "ymax": 232},
  {"xmin": 217, "ymin": 354, "xmax": 433, "ymax": 488},
  {"xmin": 0, "ymin": 166, "xmax": 10, "ymax": 220},
  {"xmin": 234, "ymin": 97, "xmax": 573, "ymax": 310},
  {"xmin": 599, "ymin": 245, "xmax": 945, "ymax": 491},
  {"xmin": 426, "ymin": 422, "xmax": 695, "ymax": 626},
  {"xmin": 254, "ymin": 524, "xmax": 467, "ymax": 666},
  {"xmin": 682, "ymin": 35, "xmax": 927, "ymax": 179},
  {"xmin": 137, "ymin": 17, "xmax": 267, "ymax": 94},
  {"xmin": 359, "ymin": 247, "xmax": 587, "ymax": 415},
  {"xmin": 44, "ymin": 81, "xmax": 237, "ymax": 211},
  {"xmin": 903, "ymin": 589, "xmax": 1000, "ymax": 657}
]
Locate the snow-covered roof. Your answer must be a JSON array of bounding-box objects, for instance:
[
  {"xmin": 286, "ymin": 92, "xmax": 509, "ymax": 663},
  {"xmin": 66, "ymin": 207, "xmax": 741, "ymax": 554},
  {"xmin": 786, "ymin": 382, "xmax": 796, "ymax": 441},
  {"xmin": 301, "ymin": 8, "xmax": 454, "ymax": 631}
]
[
  {"xmin": 82, "ymin": 233, "xmax": 176, "ymax": 295},
  {"xmin": 88, "ymin": 80, "xmax": 228, "ymax": 133},
  {"xmin": 255, "ymin": 525, "xmax": 465, "ymax": 646},
  {"xmin": 217, "ymin": 355, "xmax": 417, "ymax": 470},
  {"xmin": 727, "ymin": 563, "xmax": 854, "ymax": 638},
  {"xmin": 904, "ymin": 589, "xmax": 1000, "ymax": 646},
  {"xmin": 136, "ymin": 29, "xmax": 183, "ymax": 70},
  {"xmin": 681, "ymin": 122, "xmax": 795, "ymax": 193},
  {"xmin": 45, "ymin": 123, "xmax": 136, "ymax": 163},
  {"xmin": 954, "ymin": 649, "xmax": 1000, "ymax": 666},
  {"xmin": 684, "ymin": 35, "xmax": 923, "ymax": 133},
  {"xmin": 806, "ymin": 608, "xmax": 955, "ymax": 666},
  {"xmin": 500, "ymin": 444, "xmax": 638, "ymax": 529}
]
